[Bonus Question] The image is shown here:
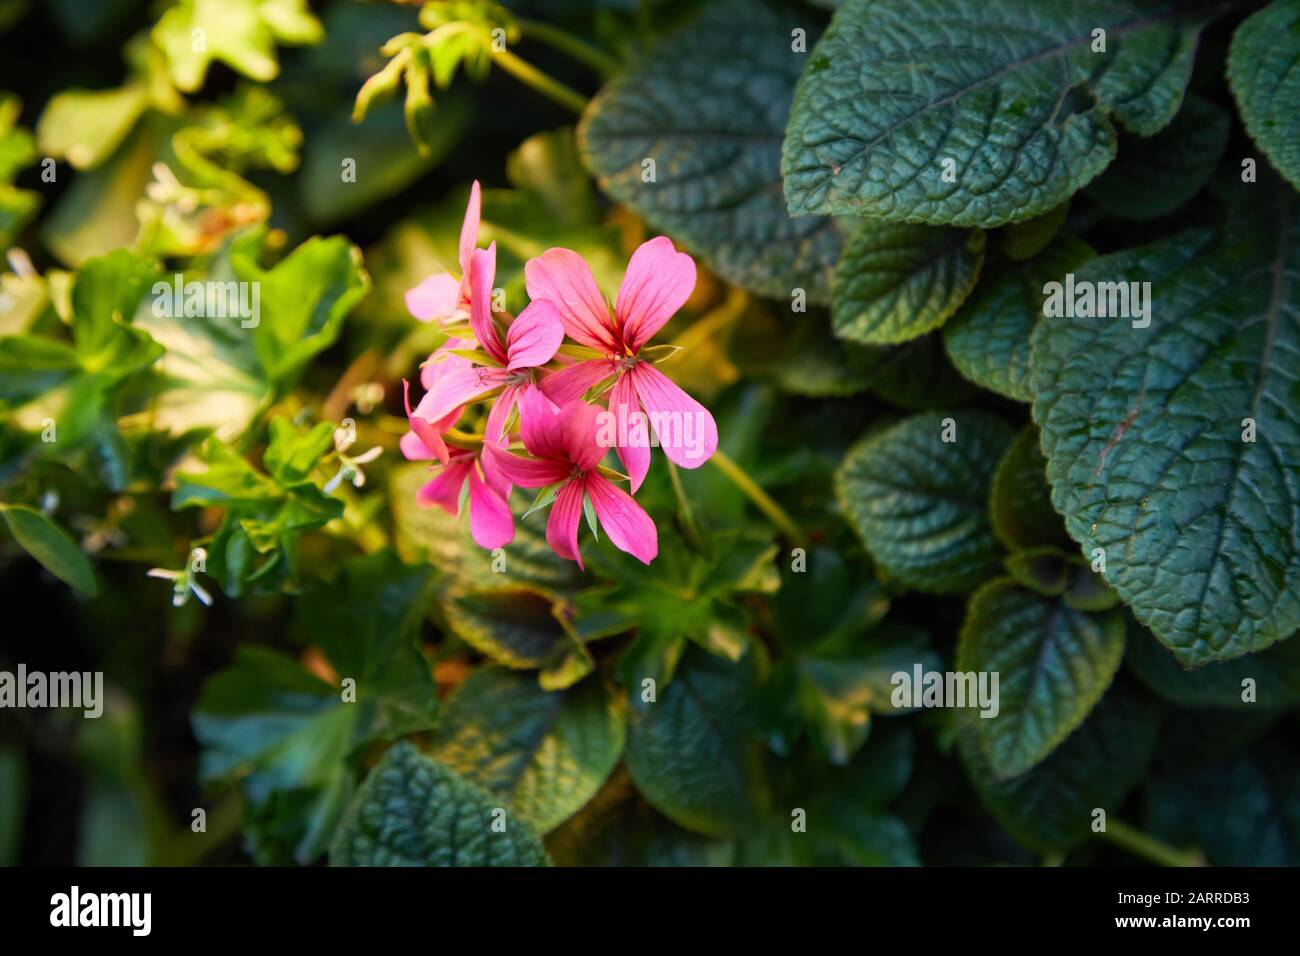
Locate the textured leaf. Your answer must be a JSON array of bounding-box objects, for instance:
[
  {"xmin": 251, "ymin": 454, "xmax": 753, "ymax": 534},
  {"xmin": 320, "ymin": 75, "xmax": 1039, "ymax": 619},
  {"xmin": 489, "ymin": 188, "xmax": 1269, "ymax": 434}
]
[
  {"xmin": 944, "ymin": 236, "xmax": 1094, "ymax": 401},
  {"xmin": 579, "ymin": 0, "xmax": 843, "ymax": 302},
  {"xmin": 837, "ymin": 410, "xmax": 1014, "ymax": 593},
  {"xmin": 958, "ymin": 579, "xmax": 1126, "ymax": 777},
  {"xmin": 989, "ymin": 425, "xmax": 1069, "ymax": 551},
  {"xmin": 442, "ymin": 584, "xmax": 593, "ymax": 690},
  {"xmin": 1126, "ymin": 621, "xmax": 1300, "ymax": 709},
  {"xmin": 783, "ymin": 0, "xmax": 1207, "ymax": 225},
  {"xmin": 1030, "ymin": 206, "xmax": 1300, "ymax": 666},
  {"xmin": 434, "ymin": 669, "xmax": 625, "ymax": 834},
  {"xmin": 832, "ymin": 221, "xmax": 985, "ymax": 344},
  {"xmin": 1148, "ymin": 751, "xmax": 1300, "ymax": 865},
  {"xmin": 1086, "ymin": 94, "xmax": 1229, "ymax": 219},
  {"xmin": 1229, "ymin": 0, "xmax": 1300, "ymax": 190},
  {"xmin": 960, "ymin": 682, "xmax": 1159, "ymax": 852},
  {"xmin": 0, "ymin": 504, "xmax": 97, "ymax": 595},
  {"xmin": 330, "ymin": 743, "xmax": 550, "ymax": 866},
  {"xmin": 624, "ymin": 648, "xmax": 763, "ymax": 837}
]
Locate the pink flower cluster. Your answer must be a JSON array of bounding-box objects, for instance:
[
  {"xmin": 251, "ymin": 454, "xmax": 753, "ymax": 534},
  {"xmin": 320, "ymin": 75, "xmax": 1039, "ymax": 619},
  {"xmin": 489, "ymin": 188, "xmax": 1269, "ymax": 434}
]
[{"xmin": 400, "ymin": 182, "xmax": 719, "ymax": 568}]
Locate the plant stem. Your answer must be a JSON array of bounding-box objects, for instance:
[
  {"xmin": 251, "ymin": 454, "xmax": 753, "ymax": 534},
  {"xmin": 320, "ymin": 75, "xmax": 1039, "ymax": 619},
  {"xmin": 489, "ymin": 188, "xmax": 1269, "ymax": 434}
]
[
  {"xmin": 516, "ymin": 19, "xmax": 620, "ymax": 78},
  {"xmin": 667, "ymin": 460, "xmax": 705, "ymax": 550},
  {"xmin": 1101, "ymin": 820, "xmax": 1205, "ymax": 867},
  {"xmin": 491, "ymin": 49, "xmax": 588, "ymax": 114},
  {"xmin": 709, "ymin": 449, "xmax": 805, "ymax": 545}
]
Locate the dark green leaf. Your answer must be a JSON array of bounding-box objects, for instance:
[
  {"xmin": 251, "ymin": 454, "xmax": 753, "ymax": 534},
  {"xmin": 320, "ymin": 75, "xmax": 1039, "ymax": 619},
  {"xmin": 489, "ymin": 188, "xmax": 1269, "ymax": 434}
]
[
  {"xmin": 331, "ymin": 743, "xmax": 550, "ymax": 866},
  {"xmin": 0, "ymin": 503, "xmax": 97, "ymax": 595},
  {"xmin": 1228, "ymin": 0, "xmax": 1300, "ymax": 190},
  {"xmin": 783, "ymin": 0, "xmax": 1206, "ymax": 225}
]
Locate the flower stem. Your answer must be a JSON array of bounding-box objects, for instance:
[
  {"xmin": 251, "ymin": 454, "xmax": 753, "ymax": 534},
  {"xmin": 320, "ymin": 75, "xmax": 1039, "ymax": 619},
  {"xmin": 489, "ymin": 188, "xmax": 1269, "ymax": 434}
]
[
  {"xmin": 516, "ymin": 18, "xmax": 620, "ymax": 78},
  {"xmin": 709, "ymin": 449, "xmax": 805, "ymax": 545},
  {"xmin": 1100, "ymin": 820, "xmax": 1205, "ymax": 867},
  {"xmin": 667, "ymin": 460, "xmax": 706, "ymax": 550},
  {"xmin": 490, "ymin": 49, "xmax": 588, "ymax": 114}
]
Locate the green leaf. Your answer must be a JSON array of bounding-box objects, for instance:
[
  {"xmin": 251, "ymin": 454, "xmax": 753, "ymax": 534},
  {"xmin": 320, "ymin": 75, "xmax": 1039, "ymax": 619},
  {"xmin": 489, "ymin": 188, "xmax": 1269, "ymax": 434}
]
[
  {"xmin": 153, "ymin": 0, "xmax": 323, "ymax": 93},
  {"xmin": 434, "ymin": 669, "xmax": 625, "ymax": 834},
  {"xmin": 36, "ymin": 84, "xmax": 148, "ymax": 171},
  {"xmin": 837, "ymin": 410, "xmax": 1013, "ymax": 593},
  {"xmin": 783, "ymin": 0, "xmax": 1207, "ymax": 225},
  {"xmin": 0, "ymin": 504, "xmax": 97, "ymax": 595},
  {"xmin": 1030, "ymin": 205, "xmax": 1300, "ymax": 666},
  {"xmin": 624, "ymin": 648, "xmax": 764, "ymax": 838},
  {"xmin": 989, "ymin": 425, "xmax": 1069, "ymax": 551},
  {"xmin": 579, "ymin": 0, "xmax": 843, "ymax": 302},
  {"xmin": 0, "ymin": 94, "xmax": 38, "ymax": 246},
  {"xmin": 232, "ymin": 235, "xmax": 369, "ymax": 391},
  {"xmin": 1228, "ymin": 0, "xmax": 1300, "ymax": 190},
  {"xmin": 193, "ymin": 553, "xmax": 435, "ymax": 862},
  {"xmin": 1001, "ymin": 202, "xmax": 1069, "ymax": 260},
  {"xmin": 1086, "ymin": 94, "xmax": 1229, "ymax": 219},
  {"xmin": 442, "ymin": 584, "xmax": 593, "ymax": 690},
  {"xmin": 832, "ymin": 221, "xmax": 985, "ymax": 345},
  {"xmin": 944, "ymin": 236, "xmax": 1094, "ymax": 402},
  {"xmin": 330, "ymin": 742, "xmax": 550, "ymax": 866},
  {"xmin": 1147, "ymin": 751, "xmax": 1300, "ymax": 865},
  {"xmin": 960, "ymin": 682, "xmax": 1159, "ymax": 852},
  {"xmin": 958, "ymin": 579, "xmax": 1126, "ymax": 778},
  {"xmin": 1126, "ymin": 620, "xmax": 1300, "ymax": 709}
]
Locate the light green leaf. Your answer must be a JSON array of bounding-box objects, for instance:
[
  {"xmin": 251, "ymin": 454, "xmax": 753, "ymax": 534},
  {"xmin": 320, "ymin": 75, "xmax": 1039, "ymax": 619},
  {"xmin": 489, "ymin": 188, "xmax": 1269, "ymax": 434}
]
[
  {"xmin": 36, "ymin": 85, "xmax": 148, "ymax": 171},
  {"xmin": 624, "ymin": 648, "xmax": 764, "ymax": 838},
  {"xmin": 0, "ymin": 503, "xmax": 97, "ymax": 595},
  {"xmin": 153, "ymin": 0, "xmax": 323, "ymax": 93},
  {"xmin": 231, "ymin": 234, "xmax": 369, "ymax": 390},
  {"xmin": 960, "ymin": 682, "xmax": 1159, "ymax": 852},
  {"xmin": 434, "ymin": 669, "xmax": 625, "ymax": 834},
  {"xmin": 579, "ymin": 0, "xmax": 843, "ymax": 302},
  {"xmin": 958, "ymin": 579, "xmax": 1126, "ymax": 778},
  {"xmin": 1086, "ymin": 94, "xmax": 1230, "ymax": 219},
  {"xmin": 836, "ymin": 410, "xmax": 1013, "ymax": 593},
  {"xmin": 330, "ymin": 742, "xmax": 550, "ymax": 866},
  {"xmin": 1228, "ymin": 0, "xmax": 1300, "ymax": 190},
  {"xmin": 783, "ymin": 0, "xmax": 1207, "ymax": 225},
  {"xmin": 1030, "ymin": 203, "xmax": 1300, "ymax": 666},
  {"xmin": 944, "ymin": 236, "xmax": 1094, "ymax": 402},
  {"xmin": 832, "ymin": 221, "xmax": 985, "ymax": 345}
]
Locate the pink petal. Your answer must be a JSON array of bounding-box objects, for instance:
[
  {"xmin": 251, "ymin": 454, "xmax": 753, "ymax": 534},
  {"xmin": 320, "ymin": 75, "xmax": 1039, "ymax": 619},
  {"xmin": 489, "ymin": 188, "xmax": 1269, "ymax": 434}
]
[
  {"xmin": 546, "ymin": 480, "xmax": 585, "ymax": 569},
  {"xmin": 586, "ymin": 473, "xmax": 657, "ymax": 565},
  {"xmin": 558, "ymin": 400, "xmax": 606, "ymax": 474},
  {"xmin": 481, "ymin": 384, "xmax": 520, "ymax": 498},
  {"xmin": 419, "ymin": 339, "xmax": 472, "ymax": 390},
  {"xmin": 505, "ymin": 299, "xmax": 564, "ymax": 371},
  {"xmin": 403, "ymin": 378, "xmax": 450, "ymax": 465},
  {"xmin": 401, "ymin": 430, "xmax": 438, "ymax": 461},
  {"xmin": 518, "ymin": 385, "xmax": 567, "ymax": 461},
  {"xmin": 609, "ymin": 373, "xmax": 650, "ymax": 493},
  {"xmin": 420, "ymin": 364, "xmax": 509, "ymax": 423},
  {"xmin": 406, "ymin": 273, "xmax": 462, "ymax": 323},
  {"xmin": 629, "ymin": 363, "xmax": 718, "ymax": 468},
  {"xmin": 482, "ymin": 442, "xmax": 571, "ymax": 489},
  {"xmin": 467, "ymin": 465, "xmax": 514, "ymax": 549},
  {"xmin": 524, "ymin": 248, "xmax": 620, "ymax": 352},
  {"xmin": 458, "ymin": 180, "xmax": 481, "ymax": 277},
  {"xmin": 469, "ymin": 244, "xmax": 506, "ymax": 364},
  {"xmin": 616, "ymin": 237, "xmax": 696, "ymax": 352},
  {"xmin": 538, "ymin": 358, "xmax": 616, "ymax": 406},
  {"xmin": 416, "ymin": 458, "xmax": 473, "ymax": 514}
]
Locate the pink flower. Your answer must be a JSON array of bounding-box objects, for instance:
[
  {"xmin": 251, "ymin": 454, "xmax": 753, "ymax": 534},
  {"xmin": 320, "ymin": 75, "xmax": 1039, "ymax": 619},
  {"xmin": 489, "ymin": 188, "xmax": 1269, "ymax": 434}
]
[
  {"xmin": 405, "ymin": 180, "xmax": 481, "ymax": 324},
  {"xmin": 419, "ymin": 242, "xmax": 565, "ymax": 435},
  {"xmin": 484, "ymin": 389, "xmax": 657, "ymax": 569},
  {"xmin": 407, "ymin": 445, "xmax": 514, "ymax": 550},
  {"xmin": 525, "ymin": 236, "xmax": 718, "ymax": 492}
]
